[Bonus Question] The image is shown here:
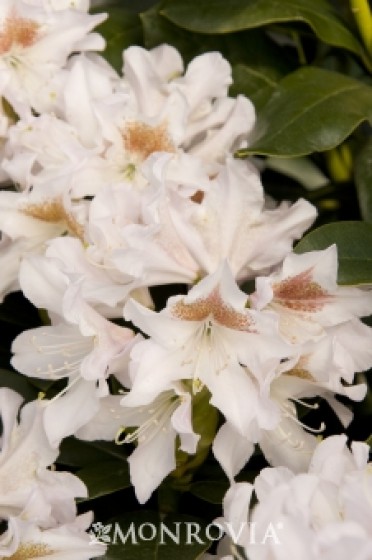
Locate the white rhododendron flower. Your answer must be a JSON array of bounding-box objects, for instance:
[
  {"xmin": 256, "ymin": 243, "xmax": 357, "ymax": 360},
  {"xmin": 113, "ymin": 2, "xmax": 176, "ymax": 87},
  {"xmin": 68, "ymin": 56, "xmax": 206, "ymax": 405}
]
[
  {"xmin": 0, "ymin": 0, "xmax": 106, "ymax": 113},
  {"xmin": 3, "ymin": 44, "xmax": 254, "ymax": 200},
  {"xmin": 109, "ymin": 156, "xmax": 316, "ymax": 290},
  {"xmin": 0, "ymin": 389, "xmax": 72, "ymax": 521},
  {"xmin": 0, "ymin": 387, "xmax": 102, "ymax": 558},
  {"xmin": 11, "ymin": 281, "xmax": 136, "ymax": 445},
  {"xmin": 77, "ymin": 383, "xmax": 200, "ymax": 504},
  {"xmin": 123, "ymin": 263, "xmax": 291, "ymax": 422},
  {"xmin": 211, "ymin": 436, "xmax": 372, "ymax": 560},
  {"xmin": 251, "ymin": 245, "xmax": 372, "ymax": 343},
  {"xmin": 1, "ymin": 514, "xmax": 106, "ymax": 559},
  {"xmin": 122, "ymin": 45, "xmax": 254, "ymax": 160}
]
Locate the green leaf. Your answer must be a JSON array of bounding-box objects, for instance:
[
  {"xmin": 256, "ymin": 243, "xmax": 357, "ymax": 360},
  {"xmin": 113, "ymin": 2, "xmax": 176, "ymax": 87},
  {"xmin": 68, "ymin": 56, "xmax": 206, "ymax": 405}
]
[
  {"xmin": 237, "ymin": 67, "xmax": 372, "ymax": 157},
  {"xmin": 95, "ymin": 5, "xmax": 142, "ymax": 72},
  {"xmin": 295, "ymin": 221, "xmax": 372, "ymax": 285},
  {"xmin": 102, "ymin": 511, "xmax": 213, "ymax": 559},
  {"xmin": 230, "ymin": 64, "xmax": 279, "ymax": 110},
  {"xmin": 0, "ymin": 369, "xmax": 38, "ymax": 401},
  {"xmin": 141, "ymin": 3, "xmax": 293, "ymax": 73},
  {"xmin": 77, "ymin": 459, "xmax": 130, "ymax": 501},
  {"xmin": 355, "ymin": 138, "xmax": 372, "ymax": 222},
  {"xmin": 58, "ymin": 437, "xmax": 128, "ymax": 468},
  {"xmin": 189, "ymin": 480, "xmax": 229, "ymax": 504},
  {"xmin": 160, "ymin": 0, "xmax": 369, "ymax": 66},
  {"xmin": 172, "ymin": 388, "xmax": 219, "ymax": 485}
]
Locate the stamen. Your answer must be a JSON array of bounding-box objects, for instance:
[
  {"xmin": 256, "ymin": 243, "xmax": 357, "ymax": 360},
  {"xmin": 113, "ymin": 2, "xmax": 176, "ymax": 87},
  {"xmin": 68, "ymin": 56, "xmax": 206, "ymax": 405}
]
[
  {"xmin": 31, "ymin": 334, "xmax": 92, "ymax": 356},
  {"xmin": 281, "ymin": 402, "xmax": 326, "ymax": 434},
  {"xmin": 277, "ymin": 424, "xmax": 304, "ymax": 450},
  {"xmin": 46, "ymin": 374, "xmax": 80, "ymax": 405},
  {"xmin": 115, "ymin": 393, "xmax": 180, "ymax": 446},
  {"xmin": 290, "ymin": 397, "xmax": 320, "ymax": 410},
  {"xmin": 115, "ymin": 426, "xmax": 126, "ymax": 445},
  {"xmin": 29, "ymin": 333, "xmax": 93, "ymax": 378}
]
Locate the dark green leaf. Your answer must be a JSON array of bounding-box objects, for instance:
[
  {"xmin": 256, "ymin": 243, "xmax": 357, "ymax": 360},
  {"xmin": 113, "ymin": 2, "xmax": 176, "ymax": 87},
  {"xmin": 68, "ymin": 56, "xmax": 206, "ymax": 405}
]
[
  {"xmin": 58, "ymin": 437, "xmax": 128, "ymax": 468},
  {"xmin": 189, "ymin": 480, "xmax": 229, "ymax": 504},
  {"xmin": 102, "ymin": 511, "xmax": 213, "ymax": 559},
  {"xmin": 0, "ymin": 369, "xmax": 38, "ymax": 401},
  {"xmin": 160, "ymin": 0, "xmax": 369, "ymax": 67},
  {"xmin": 141, "ymin": 3, "xmax": 293, "ymax": 73},
  {"xmin": 355, "ymin": 138, "xmax": 372, "ymax": 222},
  {"xmin": 237, "ymin": 67, "xmax": 372, "ymax": 157},
  {"xmin": 77, "ymin": 459, "xmax": 130, "ymax": 500},
  {"xmin": 172, "ymin": 388, "xmax": 219, "ymax": 484},
  {"xmin": 295, "ymin": 221, "xmax": 372, "ymax": 285},
  {"xmin": 230, "ymin": 64, "xmax": 278, "ymax": 109}
]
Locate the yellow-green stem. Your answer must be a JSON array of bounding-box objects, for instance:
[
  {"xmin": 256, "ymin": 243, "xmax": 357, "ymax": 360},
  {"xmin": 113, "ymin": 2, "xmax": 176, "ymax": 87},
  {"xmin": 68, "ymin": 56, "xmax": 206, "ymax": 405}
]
[{"xmin": 351, "ymin": 0, "xmax": 372, "ymax": 53}]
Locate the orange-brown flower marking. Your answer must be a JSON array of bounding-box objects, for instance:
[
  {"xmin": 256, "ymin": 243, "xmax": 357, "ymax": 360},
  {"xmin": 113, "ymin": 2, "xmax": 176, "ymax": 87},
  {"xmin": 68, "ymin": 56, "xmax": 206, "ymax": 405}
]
[
  {"xmin": 172, "ymin": 288, "xmax": 253, "ymax": 331},
  {"xmin": 0, "ymin": 15, "xmax": 40, "ymax": 54},
  {"xmin": 285, "ymin": 367, "xmax": 315, "ymax": 382},
  {"xmin": 123, "ymin": 121, "xmax": 175, "ymax": 161},
  {"xmin": 22, "ymin": 199, "xmax": 84, "ymax": 239},
  {"xmin": 273, "ymin": 269, "xmax": 332, "ymax": 312},
  {"xmin": 8, "ymin": 543, "xmax": 54, "ymax": 559},
  {"xmin": 190, "ymin": 190, "xmax": 204, "ymax": 204}
]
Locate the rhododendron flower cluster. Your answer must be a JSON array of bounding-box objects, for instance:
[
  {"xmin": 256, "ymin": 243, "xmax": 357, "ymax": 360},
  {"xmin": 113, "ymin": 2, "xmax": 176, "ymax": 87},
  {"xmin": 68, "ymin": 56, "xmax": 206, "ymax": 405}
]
[
  {"xmin": 1, "ymin": 1, "xmax": 372, "ymax": 558},
  {"xmin": 0, "ymin": 387, "xmax": 104, "ymax": 558},
  {"xmin": 208, "ymin": 435, "xmax": 372, "ymax": 559}
]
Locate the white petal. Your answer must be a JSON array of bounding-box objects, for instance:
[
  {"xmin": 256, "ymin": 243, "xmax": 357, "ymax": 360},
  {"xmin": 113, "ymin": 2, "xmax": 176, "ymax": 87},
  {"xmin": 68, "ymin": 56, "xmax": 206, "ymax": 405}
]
[
  {"xmin": 128, "ymin": 426, "xmax": 176, "ymax": 504},
  {"xmin": 43, "ymin": 380, "xmax": 100, "ymax": 447},
  {"xmin": 171, "ymin": 392, "xmax": 199, "ymax": 454},
  {"xmin": 213, "ymin": 423, "xmax": 254, "ymax": 481},
  {"xmin": 0, "ymin": 388, "xmax": 24, "ymax": 455},
  {"xmin": 260, "ymin": 416, "xmax": 318, "ymax": 473}
]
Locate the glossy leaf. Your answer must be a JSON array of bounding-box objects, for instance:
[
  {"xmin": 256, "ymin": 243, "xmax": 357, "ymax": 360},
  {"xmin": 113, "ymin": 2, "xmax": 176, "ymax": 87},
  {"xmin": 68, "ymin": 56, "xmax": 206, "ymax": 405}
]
[
  {"xmin": 355, "ymin": 138, "xmax": 372, "ymax": 222},
  {"xmin": 161, "ymin": 0, "xmax": 369, "ymax": 66},
  {"xmin": 77, "ymin": 459, "xmax": 130, "ymax": 501},
  {"xmin": 295, "ymin": 221, "xmax": 372, "ymax": 284},
  {"xmin": 141, "ymin": 3, "xmax": 293, "ymax": 73},
  {"xmin": 230, "ymin": 63, "xmax": 279, "ymax": 109},
  {"xmin": 237, "ymin": 67, "xmax": 372, "ymax": 157}
]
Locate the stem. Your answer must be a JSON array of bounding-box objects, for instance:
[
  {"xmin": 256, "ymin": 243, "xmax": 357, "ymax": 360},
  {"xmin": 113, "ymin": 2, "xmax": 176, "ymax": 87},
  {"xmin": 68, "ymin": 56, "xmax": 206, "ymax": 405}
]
[
  {"xmin": 291, "ymin": 31, "xmax": 307, "ymax": 65},
  {"xmin": 351, "ymin": 0, "xmax": 372, "ymax": 53}
]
